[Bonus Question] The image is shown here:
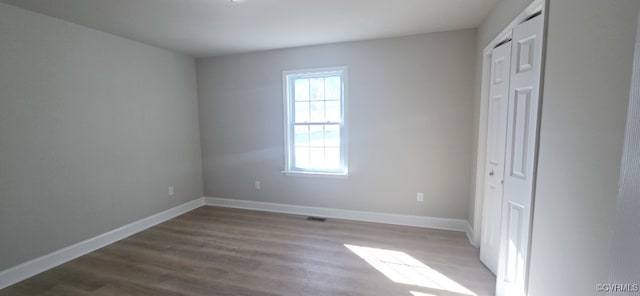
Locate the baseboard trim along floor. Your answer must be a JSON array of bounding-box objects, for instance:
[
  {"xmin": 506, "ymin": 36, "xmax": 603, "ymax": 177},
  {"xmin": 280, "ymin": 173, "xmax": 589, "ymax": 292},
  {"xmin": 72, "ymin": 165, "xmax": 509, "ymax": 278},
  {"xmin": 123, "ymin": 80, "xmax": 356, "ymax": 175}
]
[
  {"xmin": 0, "ymin": 198, "xmax": 206, "ymax": 290},
  {"xmin": 205, "ymin": 196, "xmax": 472, "ymax": 234},
  {"xmin": 0, "ymin": 196, "xmax": 476, "ymax": 290}
]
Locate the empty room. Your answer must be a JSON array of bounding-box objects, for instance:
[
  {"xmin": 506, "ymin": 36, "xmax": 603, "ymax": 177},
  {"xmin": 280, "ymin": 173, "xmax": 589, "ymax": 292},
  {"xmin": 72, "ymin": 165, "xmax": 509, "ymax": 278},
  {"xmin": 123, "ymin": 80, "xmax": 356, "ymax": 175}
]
[{"xmin": 1, "ymin": 0, "xmax": 639, "ymax": 295}]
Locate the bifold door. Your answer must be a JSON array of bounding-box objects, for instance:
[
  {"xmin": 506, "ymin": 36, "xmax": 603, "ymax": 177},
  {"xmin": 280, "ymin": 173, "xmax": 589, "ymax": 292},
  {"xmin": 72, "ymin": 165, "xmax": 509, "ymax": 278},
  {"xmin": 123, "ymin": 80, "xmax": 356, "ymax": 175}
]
[{"xmin": 496, "ymin": 14, "xmax": 544, "ymax": 296}]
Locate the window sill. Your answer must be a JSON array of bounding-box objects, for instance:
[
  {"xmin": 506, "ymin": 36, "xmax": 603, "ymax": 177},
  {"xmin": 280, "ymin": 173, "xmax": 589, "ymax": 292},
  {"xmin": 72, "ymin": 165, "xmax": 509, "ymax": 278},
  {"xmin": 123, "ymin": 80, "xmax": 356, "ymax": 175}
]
[{"xmin": 281, "ymin": 171, "xmax": 349, "ymax": 179}]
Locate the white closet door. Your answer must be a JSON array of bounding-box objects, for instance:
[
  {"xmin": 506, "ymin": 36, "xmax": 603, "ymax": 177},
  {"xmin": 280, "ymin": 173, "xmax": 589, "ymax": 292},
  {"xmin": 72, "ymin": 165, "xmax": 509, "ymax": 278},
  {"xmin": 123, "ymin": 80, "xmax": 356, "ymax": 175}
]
[
  {"xmin": 497, "ymin": 14, "xmax": 544, "ymax": 296},
  {"xmin": 480, "ymin": 40, "xmax": 512, "ymax": 275}
]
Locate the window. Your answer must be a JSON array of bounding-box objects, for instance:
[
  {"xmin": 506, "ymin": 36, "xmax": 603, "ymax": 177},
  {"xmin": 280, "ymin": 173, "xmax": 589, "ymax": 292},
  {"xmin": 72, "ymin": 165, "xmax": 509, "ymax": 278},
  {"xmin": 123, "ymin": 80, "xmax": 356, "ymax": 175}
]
[{"xmin": 283, "ymin": 67, "xmax": 347, "ymax": 176}]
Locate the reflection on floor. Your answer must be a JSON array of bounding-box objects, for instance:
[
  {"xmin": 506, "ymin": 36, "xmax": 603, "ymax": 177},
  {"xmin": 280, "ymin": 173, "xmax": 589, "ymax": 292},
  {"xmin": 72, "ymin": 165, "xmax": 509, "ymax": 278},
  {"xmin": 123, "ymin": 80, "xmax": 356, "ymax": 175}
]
[{"xmin": 346, "ymin": 244, "xmax": 477, "ymax": 296}]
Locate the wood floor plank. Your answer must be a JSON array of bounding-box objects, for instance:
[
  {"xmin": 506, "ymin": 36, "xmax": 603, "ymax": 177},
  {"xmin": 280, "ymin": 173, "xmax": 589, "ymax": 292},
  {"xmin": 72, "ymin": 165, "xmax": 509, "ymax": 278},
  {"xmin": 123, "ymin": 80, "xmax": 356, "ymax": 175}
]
[{"xmin": 0, "ymin": 206, "xmax": 495, "ymax": 296}]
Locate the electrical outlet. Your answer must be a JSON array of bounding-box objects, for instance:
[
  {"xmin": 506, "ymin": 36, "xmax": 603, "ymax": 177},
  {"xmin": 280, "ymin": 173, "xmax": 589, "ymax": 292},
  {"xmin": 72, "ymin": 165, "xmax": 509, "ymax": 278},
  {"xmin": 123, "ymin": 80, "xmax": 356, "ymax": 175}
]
[
  {"xmin": 254, "ymin": 181, "xmax": 261, "ymax": 190},
  {"xmin": 168, "ymin": 186, "xmax": 174, "ymax": 196},
  {"xmin": 417, "ymin": 192, "xmax": 424, "ymax": 202}
]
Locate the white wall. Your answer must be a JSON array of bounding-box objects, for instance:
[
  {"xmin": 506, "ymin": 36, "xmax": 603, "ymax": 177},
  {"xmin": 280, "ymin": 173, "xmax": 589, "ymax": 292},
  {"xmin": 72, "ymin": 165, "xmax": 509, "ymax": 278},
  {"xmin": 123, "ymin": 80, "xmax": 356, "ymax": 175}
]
[
  {"xmin": 0, "ymin": 4, "xmax": 203, "ymax": 271},
  {"xmin": 528, "ymin": 1, "xmax": 640, "ymax": 295},
  {"xmin": 197, "ymin": 30, "xmax": 476, "ymax": 219}
]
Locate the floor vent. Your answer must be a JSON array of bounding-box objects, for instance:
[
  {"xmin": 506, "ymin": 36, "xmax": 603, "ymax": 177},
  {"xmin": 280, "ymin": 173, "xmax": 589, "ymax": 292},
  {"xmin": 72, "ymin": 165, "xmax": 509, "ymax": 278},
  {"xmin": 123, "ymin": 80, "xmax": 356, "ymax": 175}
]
[{"xmin": 306, "ymin": 216, "xmax": 327, "ymax": 222}]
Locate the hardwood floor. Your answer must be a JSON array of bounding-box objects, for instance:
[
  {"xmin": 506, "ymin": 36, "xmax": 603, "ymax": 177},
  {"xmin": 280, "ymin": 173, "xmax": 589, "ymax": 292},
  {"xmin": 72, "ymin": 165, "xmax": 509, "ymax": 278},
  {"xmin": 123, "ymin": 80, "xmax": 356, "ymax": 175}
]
[{"xmin": 0, "ymin": 206, "xmax": 495, "ymax": 296}]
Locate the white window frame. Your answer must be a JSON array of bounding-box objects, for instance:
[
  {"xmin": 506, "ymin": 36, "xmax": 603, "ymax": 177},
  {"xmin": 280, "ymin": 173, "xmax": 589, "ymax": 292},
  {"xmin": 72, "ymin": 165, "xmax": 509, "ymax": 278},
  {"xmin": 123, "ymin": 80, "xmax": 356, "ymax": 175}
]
[{"xmin": 282, "ymin": 66, "xmax": 348, "ymax": 177}]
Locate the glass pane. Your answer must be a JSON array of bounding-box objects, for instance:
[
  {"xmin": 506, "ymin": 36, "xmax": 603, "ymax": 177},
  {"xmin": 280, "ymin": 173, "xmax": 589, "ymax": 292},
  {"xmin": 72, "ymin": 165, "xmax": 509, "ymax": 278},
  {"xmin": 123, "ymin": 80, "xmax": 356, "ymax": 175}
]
[
  {"xmin": 309, "ymin": 147, "xmax": 324, "ymax": 168},
  {"xmin": 310, "ymin": 101, "xmax": 325, "ymax": 122},
  {"xmin": 294, "ymin": 79, "xmax": 309, "ymax": 101},
  {"xmin": 326, "ymin": 101, "xmax": 341, "ymax": 122},
  {"xmin": 325, "ymin": 76, "xmax": 341, "ymax": 101},
  {"xmin": 294, "ymin": 125, "xmax": 309, "ymax": 147},
  {"xmin": 325, "ymin": 147, "xmax": 340, "ymax": 169},
  {"xmin": 310, "ymin": 78, "xmax": 325, "ymax": 101},
  {"xmin": 309, "ymin": 125, "xmax": 324, "ymax": 147},
  {"xmin": 324, "ymin": 125, "xmax": 340, "ymax": 147},
  {"xmin": 294, "ymin": 146, "xmax": 310, "ymax": 168},
  {"xmin": 295, "ymin": 102, "xmax": 309, "ymax": 123}
]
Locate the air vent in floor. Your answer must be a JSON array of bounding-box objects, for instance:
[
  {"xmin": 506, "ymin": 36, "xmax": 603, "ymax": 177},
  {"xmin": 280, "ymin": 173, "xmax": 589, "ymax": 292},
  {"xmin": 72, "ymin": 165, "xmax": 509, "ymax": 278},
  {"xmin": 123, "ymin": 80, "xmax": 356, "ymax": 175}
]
[{"xmin": 306, "ymin": 216, "xmax": 327, "ymax": 222}]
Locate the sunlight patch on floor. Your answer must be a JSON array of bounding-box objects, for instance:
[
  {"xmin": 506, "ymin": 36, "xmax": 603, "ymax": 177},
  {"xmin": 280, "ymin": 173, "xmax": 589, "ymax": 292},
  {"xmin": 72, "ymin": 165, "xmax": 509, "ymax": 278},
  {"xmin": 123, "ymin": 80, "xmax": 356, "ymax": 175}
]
[{"xmin": 345, "ymin": 244, "xmax": 477, "ymax": 296}]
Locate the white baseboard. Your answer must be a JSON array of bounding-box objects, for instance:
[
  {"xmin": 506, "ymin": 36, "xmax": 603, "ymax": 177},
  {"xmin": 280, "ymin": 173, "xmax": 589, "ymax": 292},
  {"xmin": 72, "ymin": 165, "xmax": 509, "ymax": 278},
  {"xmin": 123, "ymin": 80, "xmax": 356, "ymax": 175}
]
[
  {"xmin": 204, "ymin": 197, "xmax": 469, "ymax": 233},
  {"xmin": 466, "ymin": 222, "xmax": 478, "ymax": 248},
  {"xmin": 0, "ymin": 198, "xmax": 205, "ymax": 290},
  {"xmin": 1, "ymin": 196, "xmax": 475, "ymax": 290}
]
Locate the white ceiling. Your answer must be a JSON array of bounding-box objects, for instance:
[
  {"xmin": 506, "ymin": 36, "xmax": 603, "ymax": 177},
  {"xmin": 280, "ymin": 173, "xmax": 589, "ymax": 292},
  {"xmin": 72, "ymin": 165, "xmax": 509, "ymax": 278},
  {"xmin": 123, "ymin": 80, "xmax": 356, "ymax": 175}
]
[{"xmin": 1, "ymin": 0, "xmax": 498, "ymax": 57}]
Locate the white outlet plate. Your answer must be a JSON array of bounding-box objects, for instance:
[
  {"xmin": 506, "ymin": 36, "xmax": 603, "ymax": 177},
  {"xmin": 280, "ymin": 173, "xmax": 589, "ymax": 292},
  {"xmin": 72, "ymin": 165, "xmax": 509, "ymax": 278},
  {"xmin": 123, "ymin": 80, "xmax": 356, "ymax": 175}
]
[
  {"xmin": 168, "ymin": 186, "xmax": 174, "ymax": 196},
  {"xmin": 417, "ymin": 192, "xmax": 424, "ymax": 202},
  {"xmin": 254, "ymin": 181, "xmax": 261, "ymax": 190}
]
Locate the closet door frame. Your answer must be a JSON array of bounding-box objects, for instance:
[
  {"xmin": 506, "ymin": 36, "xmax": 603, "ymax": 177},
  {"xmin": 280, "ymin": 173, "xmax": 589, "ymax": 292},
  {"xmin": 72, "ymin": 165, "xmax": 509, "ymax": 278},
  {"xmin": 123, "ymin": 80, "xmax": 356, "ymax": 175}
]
[{"xmin": 472, "ymin": 1, "xmax": 547, "ymax": 295}]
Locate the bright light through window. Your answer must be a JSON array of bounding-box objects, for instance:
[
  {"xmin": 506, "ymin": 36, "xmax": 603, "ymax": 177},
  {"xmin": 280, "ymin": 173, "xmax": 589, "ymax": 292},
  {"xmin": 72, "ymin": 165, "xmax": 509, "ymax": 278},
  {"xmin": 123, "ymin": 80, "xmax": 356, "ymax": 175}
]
[{"xmin": 283, "ymin": 67, "xmax": 347, "ymax": 175}]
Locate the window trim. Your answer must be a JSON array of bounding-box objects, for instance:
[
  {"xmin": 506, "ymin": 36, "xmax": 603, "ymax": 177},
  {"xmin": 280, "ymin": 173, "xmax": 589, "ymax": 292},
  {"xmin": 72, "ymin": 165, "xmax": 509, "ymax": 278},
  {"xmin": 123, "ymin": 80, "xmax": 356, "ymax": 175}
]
[{"xmin": 282, "ymin": 66, "xmax": 348, "ymax": 177}]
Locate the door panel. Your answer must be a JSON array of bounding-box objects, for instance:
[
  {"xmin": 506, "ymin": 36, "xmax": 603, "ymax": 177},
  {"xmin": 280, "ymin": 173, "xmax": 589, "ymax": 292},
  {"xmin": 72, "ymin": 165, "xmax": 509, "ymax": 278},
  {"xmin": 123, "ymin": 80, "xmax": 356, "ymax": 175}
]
[
  {"xmin": 480, "ymin": 41, "xmax": 512, "ymax": 275},
  {"xmin": 497, "ymin": 14, "xmax": 544, "ymax": 296},
  {"xmin": 510, "ymin": 87, "xmax": 532, "ymax": 179},
  {"xmin": 505, "ymin": 202, "xmax": 524, "ymax": 284}
]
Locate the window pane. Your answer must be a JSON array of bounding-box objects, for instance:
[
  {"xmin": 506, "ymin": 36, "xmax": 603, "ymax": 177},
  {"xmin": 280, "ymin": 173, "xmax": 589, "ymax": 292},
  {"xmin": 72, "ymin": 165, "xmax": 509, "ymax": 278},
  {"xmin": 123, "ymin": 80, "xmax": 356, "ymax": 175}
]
[
  {"xmin": 286, "ymin": 68, "xmax": 346, "ymax": 173},
  {"xmin": 310, "ymin": 78, "xmax": 325, "ymax": 101},
  {"xmin": 294, "ymin": 146, "xmax": 310, "ymax": 168},
  {"xmin": 295, "ymin": 102, "xmax": 309, "ymax": 123},
  {"xmin": 310, "ymin": 101, "xmax": 325, "ymax": 122},
  {"xmin": 326, "ymin": 101, "xmax": 341, "ymax": 122},
  {"xmin": 309, "ymin": 147, "xmax": 324, "ymax": 168},
  {"xmin": 325, "ymin": 147, "xmax": 340, "ymax": 169},
  {"xmin": 309, "ymin": 125, "xmax": 324, "ymax": 147},
  {"xmin": 325, "ymin": 76, "xmax": 341, "ymax": 100},
  {"xmin": 324, "ymin": 125, "xmax": 340, "ymax": 147},
  {"xmin": 294, "ymin": 125, "xmax": 309, "ymax": 147},
  {"xmin": 294, "ymin": 79, "xmax": 309, "ymax": 101}
]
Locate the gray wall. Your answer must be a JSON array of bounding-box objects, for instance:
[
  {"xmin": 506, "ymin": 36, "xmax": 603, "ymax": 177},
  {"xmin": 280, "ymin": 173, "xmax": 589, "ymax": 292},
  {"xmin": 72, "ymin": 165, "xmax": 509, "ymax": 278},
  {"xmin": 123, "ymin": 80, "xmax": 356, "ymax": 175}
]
[
  {"xmin": 0, "ymin": 4, "xmax": 203, "ymax": 271},
  {"xmin": 608, "ymin": 11, "xmax": 640, "ymax": 292},
  {"xmin": 528, "ymin": 1, "xmax": 640, "ymax": 295},
  {"xmin": 197, "ymin": 30, "xmax": 476, "ymax": 219}
]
